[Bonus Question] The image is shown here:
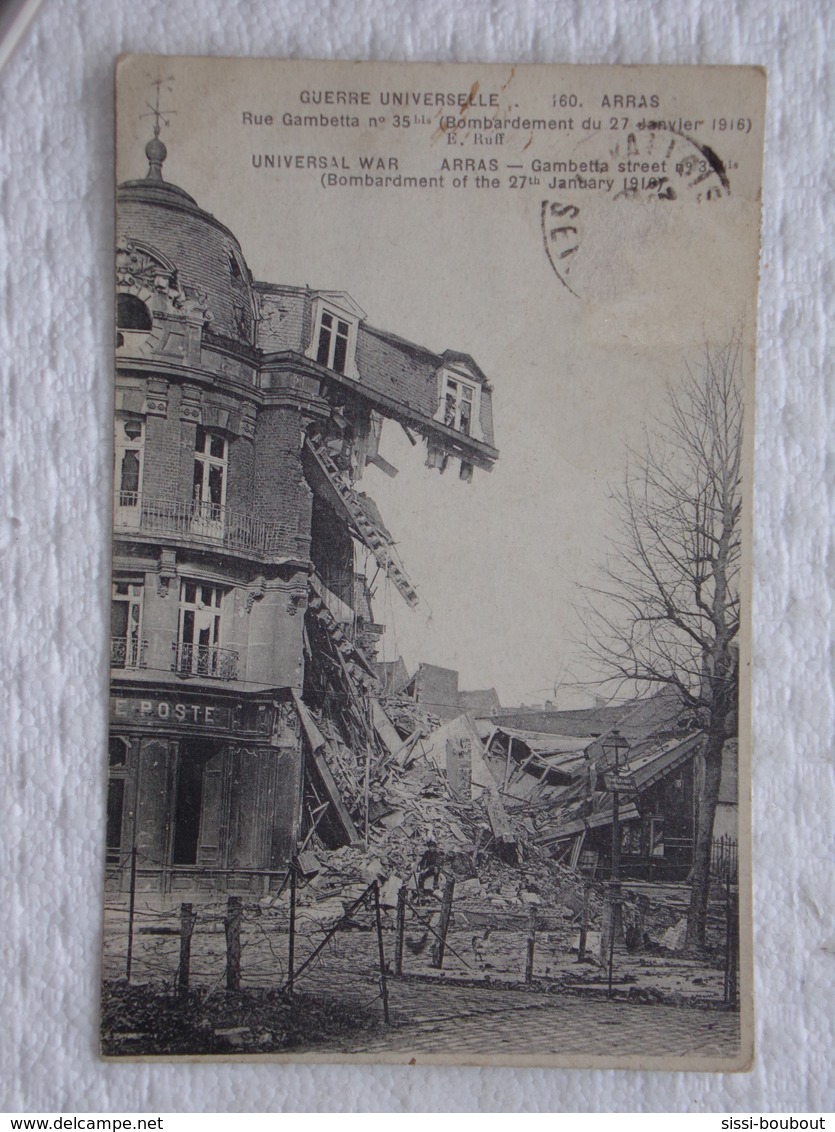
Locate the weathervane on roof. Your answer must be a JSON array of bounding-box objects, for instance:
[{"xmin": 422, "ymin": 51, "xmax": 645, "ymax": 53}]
[{"xmin": 140, "ymin": 76, "xmax": 176, "ymax": 181}]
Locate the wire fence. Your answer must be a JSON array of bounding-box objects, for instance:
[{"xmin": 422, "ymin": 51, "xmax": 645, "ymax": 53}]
[
  {"xmin": 103, "ymin": 853, "xmax": 393, "ymax": 1020},
  {"xmin": 102, "ymin": 848, "xmax": 740, "ymax": 1011}
]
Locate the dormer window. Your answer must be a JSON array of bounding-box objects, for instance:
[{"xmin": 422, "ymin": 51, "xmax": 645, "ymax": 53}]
[
  {"xmin": 442, "ymin": 376, "xmax": 474, "ymax": 435},
  {"xmin": 306, "ymin": 291, "xmax": 365, "ymax": 380},
  {"xmin": 317, "ymin": 311, "xmax": 350, "ymax": 373},
  {"xmin": 436, "ymin": 368, "xmax": 482, "ymax": 440}
]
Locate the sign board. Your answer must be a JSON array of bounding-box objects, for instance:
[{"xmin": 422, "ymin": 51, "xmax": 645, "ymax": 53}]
[
  {"xmin": 603, "ymin": 772, "xmax": 637, "ymax": 793},
  {"xmin": 109, "ymin": 689, "xmax": 283, "ymax": 738}
]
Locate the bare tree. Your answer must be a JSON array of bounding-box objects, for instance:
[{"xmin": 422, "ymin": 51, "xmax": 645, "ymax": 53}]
[{"xmin": 584, "ymin": 330, "xmax": 743, "ymax": 949}]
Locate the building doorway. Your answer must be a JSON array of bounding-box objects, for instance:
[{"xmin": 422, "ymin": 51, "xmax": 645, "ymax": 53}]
[{"xmin": 172, "ymin": 740, "xmax": 227, "ymax": 866}]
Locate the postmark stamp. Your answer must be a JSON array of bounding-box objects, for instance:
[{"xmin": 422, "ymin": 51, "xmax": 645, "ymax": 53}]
[{"xmin": 541, "ymin": 126, "xmax": 732, "ymax": 298}]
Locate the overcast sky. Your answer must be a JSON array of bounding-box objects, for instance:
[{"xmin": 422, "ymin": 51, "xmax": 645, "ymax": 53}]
[{"xmin": 117, "ymin": 60, "xmax": 761, "ymax": 707}]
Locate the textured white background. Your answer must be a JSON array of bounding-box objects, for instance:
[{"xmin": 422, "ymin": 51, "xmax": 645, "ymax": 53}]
[{"xmin": 0, "ymin": 0, "xmax": 832, "ymax": 1113}]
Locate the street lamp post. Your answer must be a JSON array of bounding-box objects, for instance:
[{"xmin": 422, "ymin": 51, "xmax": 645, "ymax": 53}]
[{"xmin": 598, "ymin": 729, "xmax": 632, "ymax": 993}]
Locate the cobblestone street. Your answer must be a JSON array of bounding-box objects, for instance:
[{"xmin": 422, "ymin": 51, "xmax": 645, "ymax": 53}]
[{"xmin": 339, "ymin": 981, "xmax": 740, "ymax": 1059}]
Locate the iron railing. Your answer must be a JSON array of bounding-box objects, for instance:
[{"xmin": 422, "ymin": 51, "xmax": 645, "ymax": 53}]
[
  {"xmin": 171, "ymin": 641, "xmax": 239, "ymax": 681},
  {"xmin": 710, "ymin": 833, "xmax": 738, "ymax": 884},
  {"xmin": 111, "ymin": 636, "xmax": 147, "ymax": 669},
  {"xmin": 114, "ymin": 494, "xmax": 292, "ymax": 556}
]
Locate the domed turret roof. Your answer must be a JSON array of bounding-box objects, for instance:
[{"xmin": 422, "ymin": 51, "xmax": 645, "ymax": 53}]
[{"xmin": 117, "ymin": 138, "xmax": 256, "ymax": 346}]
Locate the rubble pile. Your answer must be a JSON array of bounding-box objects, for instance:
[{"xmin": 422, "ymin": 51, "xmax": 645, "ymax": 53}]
[
  {"xmin": 299, "ymin": 700, "xmax": 604, "ymax": 937},
  {"xmin": 298, "ymin": 628, "xmax": 710, "ymax": 968},
  {"xmin": 377, "ymin": 696, "xmax": 440, "ymax": 740}
]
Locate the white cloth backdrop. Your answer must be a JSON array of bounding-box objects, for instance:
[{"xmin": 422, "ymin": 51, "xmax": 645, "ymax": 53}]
[{"xmin": 0, "ymin": 0, "xmax": 831, "ymax": 1112}]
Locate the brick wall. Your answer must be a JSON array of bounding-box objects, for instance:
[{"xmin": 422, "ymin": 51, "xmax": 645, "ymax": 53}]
[
  {"xmin": 416, "ymin": 664, "xmax": 460, "ymax": 712},
  {"xmin": 177, "ymin": 418, "xmax": 199, "ymax": 501},
  {"xmin": 254, "ymin": 285, "xmax": 308, "ymax": 353},
  {"xmin": 355, "ymin": 326, "xmax": 439, "ymax": 418},
  {"xmin": 253, "ymin": 405, "xmax": 312, "ymax": 554},
  {"xmin": 143, "ymin": 385, "xmax": 185, "ymax": 500},
  {"xmin": 226, "ymin": 434, "xmax": 254, "ymax": 516},
  {"xmin": 355, "ymin": 328, "xmax": 496, "ymax": 450}
]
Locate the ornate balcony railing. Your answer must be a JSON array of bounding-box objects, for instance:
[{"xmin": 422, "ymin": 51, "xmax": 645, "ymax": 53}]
[
  {"xmin": 171, "ymin": 641, "xmax": 239, "ymax": 681},
  {"xmin": 113, "ymin": 494, "xmax": 293, "ymax": 556},
  {"xmin": 111, "ymin": 636, "xmax": 147, "ymax": 669}
]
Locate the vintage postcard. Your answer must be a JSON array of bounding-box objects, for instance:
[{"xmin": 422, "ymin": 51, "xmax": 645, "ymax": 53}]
[{"xmin": 105, "ymin": 56, "xmax": 765, "ymax": 1067}]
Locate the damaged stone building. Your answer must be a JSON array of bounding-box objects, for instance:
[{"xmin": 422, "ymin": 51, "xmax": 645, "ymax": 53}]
[{"xmin": 109, "ymin": 130, "xmax": 498, "ymax": 894}]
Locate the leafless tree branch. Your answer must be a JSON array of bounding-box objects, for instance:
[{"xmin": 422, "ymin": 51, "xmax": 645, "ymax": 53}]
[{"xmin": 579, "ymin": 327, "xmax": 744, "ymax": 948}]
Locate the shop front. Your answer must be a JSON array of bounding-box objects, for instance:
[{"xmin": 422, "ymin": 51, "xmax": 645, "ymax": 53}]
[{"xmin": 107, "ymin": 685, "xmax": 304, "ymax": 896}]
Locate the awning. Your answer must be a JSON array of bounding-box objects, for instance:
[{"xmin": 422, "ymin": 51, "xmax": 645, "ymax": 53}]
[
  {"xmin": 305, "ymin": 433, "xmax": 419, "ymax": 607},
  {"xmin": 629, "ymin": 733, "xmax": 704, "ymax": 791}
]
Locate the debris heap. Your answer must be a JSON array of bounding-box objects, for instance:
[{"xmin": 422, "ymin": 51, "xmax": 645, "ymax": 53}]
[{"xmin": 296, "ymin": 625, "xmax": 599, "ymax": 930}]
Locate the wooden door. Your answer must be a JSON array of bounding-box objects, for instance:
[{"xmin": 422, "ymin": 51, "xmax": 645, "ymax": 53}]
[{"xmin": 196, "ymin": 745, "xmax": 229, "ymax": 868}]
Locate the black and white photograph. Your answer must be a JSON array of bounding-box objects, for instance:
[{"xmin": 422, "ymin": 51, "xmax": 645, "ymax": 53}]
[
  {"xmin": 2, "ymin": 0, "xmax": 833, "ymax": 1114},
  {"xmin": 101, "ymin": 56, "xmax": 767, "ymax": 1067}
]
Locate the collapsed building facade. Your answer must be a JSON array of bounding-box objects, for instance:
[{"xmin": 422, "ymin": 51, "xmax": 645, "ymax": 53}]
[{"xmin": 108, "ymin": 130, "xmax": 498, "ymax": 895}]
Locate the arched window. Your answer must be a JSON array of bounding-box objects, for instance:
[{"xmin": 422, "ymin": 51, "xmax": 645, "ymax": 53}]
[{"xmin": 116, "ymin": 293, "xmax": 153, "ymax": 331}]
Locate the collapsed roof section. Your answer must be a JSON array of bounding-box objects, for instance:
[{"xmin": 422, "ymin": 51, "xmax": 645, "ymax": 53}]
[
  {"xmin": 471, "ymin": 688, "xmax": 716, "ymax": 861},
  {"xmin": 483, "ymin": 726, "xmax": 589, "ymax": 803},
  {"xmin": 532, "ymin": 731, "xmax": 706, "ymax": 845}
]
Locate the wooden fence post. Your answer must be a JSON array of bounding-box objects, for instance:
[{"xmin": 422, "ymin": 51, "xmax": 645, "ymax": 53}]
[
  {"xmin": 177, "ymin": 902, "xmax": 196, "ymax": 996},
  {"xmin": 287, "ymin": 860, "xmax": 297, "ymax": 994},
  {"xmin": 574, "ymin": 882, "xmax": 588, "ymax": 964},
  {"xmin": 525, "ymin": 905, "xmax": 536, "ymax": 984},
  {"xmin": 280, "ymin": 882, "xmax": 376, "ymax": 992},
  {"xmin": 394, "ymin": 885, "xmax": 406, "ymax": 976},
  {"xmin": 431, "ymin": 879, "xmax": 455, "ymax": 969},
  {"xmin": 225, "ymin": 895, "xmax": 242, "ymax": 992},
  {"xmin": 125, "ymin": 845, "xmax": 138, "ymax": 982},
  {"xmin": 373, "ymin": 881, "xmax": 390, "ymax": 1023}
]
